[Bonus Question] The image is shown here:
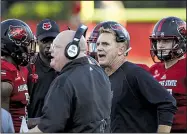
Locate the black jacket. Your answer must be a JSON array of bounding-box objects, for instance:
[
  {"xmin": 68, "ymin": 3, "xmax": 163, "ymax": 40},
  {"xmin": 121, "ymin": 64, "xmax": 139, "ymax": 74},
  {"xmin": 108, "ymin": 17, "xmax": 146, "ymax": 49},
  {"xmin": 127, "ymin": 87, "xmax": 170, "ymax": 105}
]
[
  {"xmin": 27, "ymin": 54, "xmax": 57, "ymax": 118},
  {"xmin": 38, "ymin": 56, "xmax": 112, "ymax": 133}
]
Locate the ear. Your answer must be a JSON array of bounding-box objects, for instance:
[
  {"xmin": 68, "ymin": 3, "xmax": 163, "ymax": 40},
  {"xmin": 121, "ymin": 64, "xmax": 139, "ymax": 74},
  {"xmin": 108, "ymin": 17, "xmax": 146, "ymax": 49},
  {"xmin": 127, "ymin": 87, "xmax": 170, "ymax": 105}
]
[{"xmin": 118, "ymin": 45, "xmax": 126, "ymax": 56}]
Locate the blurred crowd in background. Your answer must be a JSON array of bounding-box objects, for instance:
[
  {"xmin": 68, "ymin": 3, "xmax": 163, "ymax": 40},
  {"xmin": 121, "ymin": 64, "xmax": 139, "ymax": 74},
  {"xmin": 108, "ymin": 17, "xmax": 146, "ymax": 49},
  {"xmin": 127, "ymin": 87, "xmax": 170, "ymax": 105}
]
[{"xmin": 1, "ymin": 0, "xmax": 186, "ymax": 66}]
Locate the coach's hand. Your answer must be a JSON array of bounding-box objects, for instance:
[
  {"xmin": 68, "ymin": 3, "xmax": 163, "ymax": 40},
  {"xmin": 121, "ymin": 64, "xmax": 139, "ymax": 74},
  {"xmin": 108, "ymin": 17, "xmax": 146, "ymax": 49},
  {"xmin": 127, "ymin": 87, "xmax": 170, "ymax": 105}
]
[
  {"xmin": 28, "ymin": 125, "xmax": 42, "ymax": 133},
  {"xmin": 27, "ymin": 118, "xmax": 41, "ymax": 129}
]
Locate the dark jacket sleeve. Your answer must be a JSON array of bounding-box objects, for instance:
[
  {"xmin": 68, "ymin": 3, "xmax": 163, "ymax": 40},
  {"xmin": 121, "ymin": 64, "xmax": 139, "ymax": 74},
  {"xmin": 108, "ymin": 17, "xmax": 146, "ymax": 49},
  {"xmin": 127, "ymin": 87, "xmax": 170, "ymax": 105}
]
[
  {"xmin": 128, "ymin": 68, "xmax": 177, "ymax": 126},
  {"xmin": 38, "ymin": 77, "xmax": 73, "ymax": 133}
]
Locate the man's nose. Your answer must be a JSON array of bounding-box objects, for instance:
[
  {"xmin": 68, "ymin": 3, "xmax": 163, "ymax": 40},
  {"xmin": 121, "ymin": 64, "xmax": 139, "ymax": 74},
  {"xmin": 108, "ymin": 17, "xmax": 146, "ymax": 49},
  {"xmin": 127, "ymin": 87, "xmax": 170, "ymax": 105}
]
[
  {"xmin": 97, "ymin": 43, "xmax": 103, "ymax": 51},
  {"xmin": 49, "ymin": 45, "xmax": 53, "ymax": 52},
  {"xmin": 46, "ymin": 42, "xmax": 52, "ymax": 48}
]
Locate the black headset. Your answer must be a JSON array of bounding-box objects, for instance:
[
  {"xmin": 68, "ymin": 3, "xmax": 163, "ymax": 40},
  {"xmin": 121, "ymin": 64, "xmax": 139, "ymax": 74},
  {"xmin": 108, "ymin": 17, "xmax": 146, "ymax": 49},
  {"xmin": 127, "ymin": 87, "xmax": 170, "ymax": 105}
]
[{"xmin": 65, "ymin": 24, "xmax": 88, "ymax": 60}]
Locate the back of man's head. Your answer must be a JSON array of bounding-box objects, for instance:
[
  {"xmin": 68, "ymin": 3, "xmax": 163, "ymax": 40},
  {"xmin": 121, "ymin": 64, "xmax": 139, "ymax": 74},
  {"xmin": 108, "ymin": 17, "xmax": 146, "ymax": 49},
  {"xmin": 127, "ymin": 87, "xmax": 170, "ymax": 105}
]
[
  {"xmin": 54, "ymin": 30, "xmax": 87, "ymax": 57},
  {"xmin": 50, "ymin": 30, "xmax": 87, "ymax": 71}
]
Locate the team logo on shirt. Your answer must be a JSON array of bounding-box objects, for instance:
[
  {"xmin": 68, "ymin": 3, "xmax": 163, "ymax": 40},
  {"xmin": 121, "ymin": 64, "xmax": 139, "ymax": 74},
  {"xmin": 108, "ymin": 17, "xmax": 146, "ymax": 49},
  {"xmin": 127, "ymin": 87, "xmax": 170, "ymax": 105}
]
[
  {"xmin": 160, "ymin": 74, "xmax": 166, "ymax": 79},
  {"xmin": 153, "ymin": 70, "xmax": 160, "ymax": 78}
]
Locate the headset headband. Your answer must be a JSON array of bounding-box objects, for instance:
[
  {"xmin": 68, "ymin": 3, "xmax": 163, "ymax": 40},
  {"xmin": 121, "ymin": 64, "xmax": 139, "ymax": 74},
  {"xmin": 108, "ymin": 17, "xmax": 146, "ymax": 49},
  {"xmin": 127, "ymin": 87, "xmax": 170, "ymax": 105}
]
[{"xmin": 72, "ymin": 25, "xmax": 88, "ymax": 47}]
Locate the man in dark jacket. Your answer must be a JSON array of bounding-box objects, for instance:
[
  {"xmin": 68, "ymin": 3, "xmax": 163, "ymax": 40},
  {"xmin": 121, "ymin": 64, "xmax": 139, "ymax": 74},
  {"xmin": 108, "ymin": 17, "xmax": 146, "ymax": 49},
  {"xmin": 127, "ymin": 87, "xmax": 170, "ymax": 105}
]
[
  {"xmin": 27, "ymin": 19, "xmax": 59, "ymax": 129},
  {"xmin": 28, "ymin": 25, "xmax": 112, "ymax": 133}
]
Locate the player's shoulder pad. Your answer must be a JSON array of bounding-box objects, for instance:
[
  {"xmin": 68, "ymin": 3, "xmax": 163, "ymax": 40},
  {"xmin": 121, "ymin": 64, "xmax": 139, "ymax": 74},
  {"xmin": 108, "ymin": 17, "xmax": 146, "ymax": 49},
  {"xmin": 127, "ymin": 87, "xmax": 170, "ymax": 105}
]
[
  {"xmin": 1, "ymin": 60, "xmax": 17, "ymax": 81},
  {"xmin": 149, "ymin": 63, "xmax": 163, "ymax": 74},
  {"xmin": 150, "ymin": 63, "xmax": 160, "ymax": 70},
  {"xmin": 1, "ymin": 60, "xmax": 17, "ymax": 72}
]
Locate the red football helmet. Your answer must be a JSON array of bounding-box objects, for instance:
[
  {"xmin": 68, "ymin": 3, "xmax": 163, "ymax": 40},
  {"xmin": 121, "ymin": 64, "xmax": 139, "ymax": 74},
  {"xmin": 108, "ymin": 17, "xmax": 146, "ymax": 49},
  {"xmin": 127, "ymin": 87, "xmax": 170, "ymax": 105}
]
[
  {"xmin": 149, "ymin": 16, "xmax": 186, "ymax": 63},
  {"xmin": 1, "ymin": 19, "xmax": 36, "ymax": 66}
]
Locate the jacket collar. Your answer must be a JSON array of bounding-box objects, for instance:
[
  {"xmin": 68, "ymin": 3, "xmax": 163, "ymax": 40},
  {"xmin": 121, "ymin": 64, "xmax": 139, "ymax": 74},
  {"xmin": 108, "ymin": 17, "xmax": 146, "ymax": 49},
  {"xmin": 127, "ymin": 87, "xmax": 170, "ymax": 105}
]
[{"xmin": 60, "ymin": 56, "xmax": 92, "ymax": 74}]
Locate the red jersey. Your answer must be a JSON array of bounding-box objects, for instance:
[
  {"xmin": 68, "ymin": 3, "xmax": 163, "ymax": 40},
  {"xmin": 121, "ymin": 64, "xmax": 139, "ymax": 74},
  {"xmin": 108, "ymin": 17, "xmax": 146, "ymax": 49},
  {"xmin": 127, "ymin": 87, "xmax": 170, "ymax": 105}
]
[
  {"xmin": 136, "ymin": 63, "xmax": 150, "ymax": 72},
  {"xmin": 1, "ymin": 59, "xmax": 29, "ymax": 132},
  {"xmin": 150, "ymin": 58, "xmax": 186, "ymax": 131}
]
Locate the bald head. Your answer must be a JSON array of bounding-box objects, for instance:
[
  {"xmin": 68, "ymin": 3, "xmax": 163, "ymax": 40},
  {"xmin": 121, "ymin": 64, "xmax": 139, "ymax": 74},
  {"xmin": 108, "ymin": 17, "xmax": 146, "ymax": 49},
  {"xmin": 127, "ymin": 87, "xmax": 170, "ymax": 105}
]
[
  {"xmin": 50, "ymin": 30, "xmax": 87, "ymax": 71},
  {"xmin": 53, "ymin": 30, "xmax": 87, "ymax": 52}
]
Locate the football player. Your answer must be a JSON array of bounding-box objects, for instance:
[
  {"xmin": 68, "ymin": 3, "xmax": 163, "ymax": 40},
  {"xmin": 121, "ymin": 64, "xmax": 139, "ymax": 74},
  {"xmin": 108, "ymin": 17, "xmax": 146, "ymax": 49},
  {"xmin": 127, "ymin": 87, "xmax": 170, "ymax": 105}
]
[
  {"xmin": 149, "ymin": 16, "xmax": 186, "ymax": 132},
  {"xmin": 87, "ymin": 21, "xmax": 150, "ymax": 71},
  {"xmin": 1, "ymin": 19, "xmax": 36, "ymax": 132}
]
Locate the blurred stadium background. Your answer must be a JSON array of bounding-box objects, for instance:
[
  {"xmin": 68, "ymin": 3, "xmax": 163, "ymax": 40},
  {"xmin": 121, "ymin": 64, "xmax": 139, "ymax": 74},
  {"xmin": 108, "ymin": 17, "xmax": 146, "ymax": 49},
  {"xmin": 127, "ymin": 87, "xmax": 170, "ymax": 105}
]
[{"xmin": 1, "ymin": 0, "xmax": 186, "ymax": 67}]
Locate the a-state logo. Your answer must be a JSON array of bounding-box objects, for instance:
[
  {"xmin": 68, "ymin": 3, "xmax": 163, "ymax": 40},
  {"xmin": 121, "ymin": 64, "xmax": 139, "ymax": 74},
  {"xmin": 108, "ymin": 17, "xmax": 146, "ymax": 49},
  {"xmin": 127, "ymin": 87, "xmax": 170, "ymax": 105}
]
[
  {"xmin": 42, "ymin": 22, "xmax": 52, "ymax": 30},
  {"xmin": 153, "ymin": 70, "xmax": 160, "ymax": 78},
  {"xmin": 8, "ymin": 25, "xmax": 28, "ymax": 46}
]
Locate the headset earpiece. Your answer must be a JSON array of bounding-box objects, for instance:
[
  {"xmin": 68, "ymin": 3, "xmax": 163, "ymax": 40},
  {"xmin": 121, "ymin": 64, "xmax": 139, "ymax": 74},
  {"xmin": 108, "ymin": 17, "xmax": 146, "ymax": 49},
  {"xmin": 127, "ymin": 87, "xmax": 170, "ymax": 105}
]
[
  {"xmin": 65, "ymin": 42, "xmax": 80, "ymax": 60},
  {"xmin": 65, "ymin": 24, "xmax": 88, "ymax": 60}
]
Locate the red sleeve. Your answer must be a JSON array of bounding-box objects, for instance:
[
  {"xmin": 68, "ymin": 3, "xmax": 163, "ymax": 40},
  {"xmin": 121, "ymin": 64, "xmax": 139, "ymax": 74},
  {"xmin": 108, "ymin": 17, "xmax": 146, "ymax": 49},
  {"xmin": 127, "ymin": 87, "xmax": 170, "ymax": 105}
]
[{"xmin": 1, "ymin": 61, "xmax": 16, "ymax": 85}]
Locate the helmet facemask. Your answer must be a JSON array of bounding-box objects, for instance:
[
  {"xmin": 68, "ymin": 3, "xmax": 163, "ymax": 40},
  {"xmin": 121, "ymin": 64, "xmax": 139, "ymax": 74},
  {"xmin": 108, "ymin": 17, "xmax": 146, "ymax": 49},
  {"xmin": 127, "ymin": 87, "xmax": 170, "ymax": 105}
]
[
  {"xmin": 20, "ymin": 38, "xmax": 36, "ymax": 66},
  {"xmin": 150, "ymin": 36, "xmax": 186, "ymax": 63},
  {"xmin": 2, "ymin": 35, "xmax": 36, "ymax": 66},
  {"xmin": 149, "ymin": 16, "xmax": 186, "ymax": 63},
  {"xmin": 87, "ymin": 32, "xmax": 99, "ymax": 60}
]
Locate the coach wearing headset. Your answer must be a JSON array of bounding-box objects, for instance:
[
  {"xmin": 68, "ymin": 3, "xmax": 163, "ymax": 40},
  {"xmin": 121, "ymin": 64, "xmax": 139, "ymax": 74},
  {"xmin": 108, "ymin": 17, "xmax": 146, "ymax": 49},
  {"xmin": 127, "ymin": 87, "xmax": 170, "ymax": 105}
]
[{"xmin": 28, "ymin": 25, "xmax": 112, "ymax": 133}]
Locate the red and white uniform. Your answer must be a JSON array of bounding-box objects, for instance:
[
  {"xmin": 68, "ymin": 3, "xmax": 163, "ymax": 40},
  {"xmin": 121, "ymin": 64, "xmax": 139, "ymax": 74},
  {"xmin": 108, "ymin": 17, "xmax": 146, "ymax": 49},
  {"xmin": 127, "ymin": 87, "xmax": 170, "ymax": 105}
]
[
  {"xmin": 150, "ymin": 57, "xmax": 186, "ymax": 131},
  {"xmin": 1, "ymin": 59, "xmax": 29, "ymax": 133}
]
